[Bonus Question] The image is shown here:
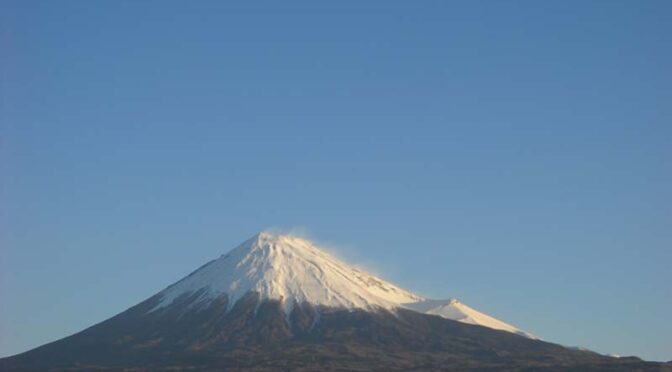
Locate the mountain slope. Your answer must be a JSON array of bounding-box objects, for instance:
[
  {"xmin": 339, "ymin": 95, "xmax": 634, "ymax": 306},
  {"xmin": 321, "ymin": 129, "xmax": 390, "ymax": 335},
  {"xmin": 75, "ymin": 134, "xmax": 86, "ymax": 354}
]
[
  {"xmin": 404, "ymin": 299, "xmax": 536, "ymax": 338},
  {"xmin": 1, "ymin": 292, "xmax": 663, "ymax": 371}
]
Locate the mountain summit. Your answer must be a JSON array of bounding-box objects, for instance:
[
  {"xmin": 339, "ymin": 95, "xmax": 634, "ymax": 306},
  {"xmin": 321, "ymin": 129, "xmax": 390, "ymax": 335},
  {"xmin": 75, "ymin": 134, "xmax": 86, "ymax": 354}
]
[
  {"xmin": 2, "ymin": 232, "xmax": 665, "ymax": 371},
  {"xmin": 152, "ymin": 232, "xmax": 422, "ymax": 313}
]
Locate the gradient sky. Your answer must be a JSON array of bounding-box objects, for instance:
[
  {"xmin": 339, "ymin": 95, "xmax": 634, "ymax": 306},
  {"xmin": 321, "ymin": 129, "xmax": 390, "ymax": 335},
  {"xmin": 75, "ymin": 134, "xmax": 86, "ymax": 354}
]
[{"xmin": 1, "ymin": 0, "xmax": 670, "ymax": 362}]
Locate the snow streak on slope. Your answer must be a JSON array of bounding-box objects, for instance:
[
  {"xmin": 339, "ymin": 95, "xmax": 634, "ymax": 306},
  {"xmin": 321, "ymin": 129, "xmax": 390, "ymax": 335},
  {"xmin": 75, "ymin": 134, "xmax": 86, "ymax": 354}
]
[
  {"xmin": 404, "ymin": 299, "xmax": 536, "ymax": 339},
  {"xmin": 152, "ymin": 232, "xmax": 422, "ymax": 313}
]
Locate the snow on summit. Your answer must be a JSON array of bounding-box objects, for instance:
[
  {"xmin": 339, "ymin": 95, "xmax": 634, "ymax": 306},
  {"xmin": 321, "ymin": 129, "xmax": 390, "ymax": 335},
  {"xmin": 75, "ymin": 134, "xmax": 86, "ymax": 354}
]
[
  {"xmin": 151, "ymin": 231, "xmax": 533, "ymax": 338},
  {"xmin": 152, "ymin": 232, "xmax": 422, "ymax": 312}
]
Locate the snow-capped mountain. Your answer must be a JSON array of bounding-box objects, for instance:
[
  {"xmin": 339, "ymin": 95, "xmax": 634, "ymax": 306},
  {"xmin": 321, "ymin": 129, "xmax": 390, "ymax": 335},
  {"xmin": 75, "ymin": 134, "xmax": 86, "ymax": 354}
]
[
  {"xmin": 2, "ymin": 231, "xmax": 662, "ymax": 371},
  {"xmin": 152, "ymin": 231, "xmax": 531, "ymax": 337},
  {"xmin": 152, "ymin": 232, "xmax": 422, "ymax": 313}
]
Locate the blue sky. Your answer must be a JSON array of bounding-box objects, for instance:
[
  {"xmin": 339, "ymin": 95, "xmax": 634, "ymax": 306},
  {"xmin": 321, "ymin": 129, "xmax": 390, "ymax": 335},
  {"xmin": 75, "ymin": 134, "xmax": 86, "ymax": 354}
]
[{"xmin": 1, "ymin": 0, "xmax": 670, "ymax": 361}]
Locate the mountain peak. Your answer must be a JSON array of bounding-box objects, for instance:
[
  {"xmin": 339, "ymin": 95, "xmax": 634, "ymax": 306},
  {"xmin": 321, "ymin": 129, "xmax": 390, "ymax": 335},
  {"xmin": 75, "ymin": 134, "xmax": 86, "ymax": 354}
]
[
  {"xmin": 251, "ymin": 230, "xmax": 300, "ymax": 243},
  {"xmin": 152, "ymin": 233, "xmax": 423, "ymax": 313},
  {"xmin": 242, "ymin": 231, "xmax": 314, "ymax": 254}
]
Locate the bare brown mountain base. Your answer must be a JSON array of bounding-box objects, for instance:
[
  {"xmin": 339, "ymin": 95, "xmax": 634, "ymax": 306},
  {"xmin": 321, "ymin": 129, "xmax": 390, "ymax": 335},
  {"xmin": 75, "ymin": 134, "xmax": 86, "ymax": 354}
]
[{"xmin": 1, "ymin": 292, "xmax": 668, "ymax": 371}]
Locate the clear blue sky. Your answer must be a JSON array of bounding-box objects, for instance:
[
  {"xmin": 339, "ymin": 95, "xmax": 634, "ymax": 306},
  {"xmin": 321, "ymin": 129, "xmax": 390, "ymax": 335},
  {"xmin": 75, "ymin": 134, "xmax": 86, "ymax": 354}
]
[{"xmin": 1, "ymin": 0, "xmax": 670, "ymax": 362}]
